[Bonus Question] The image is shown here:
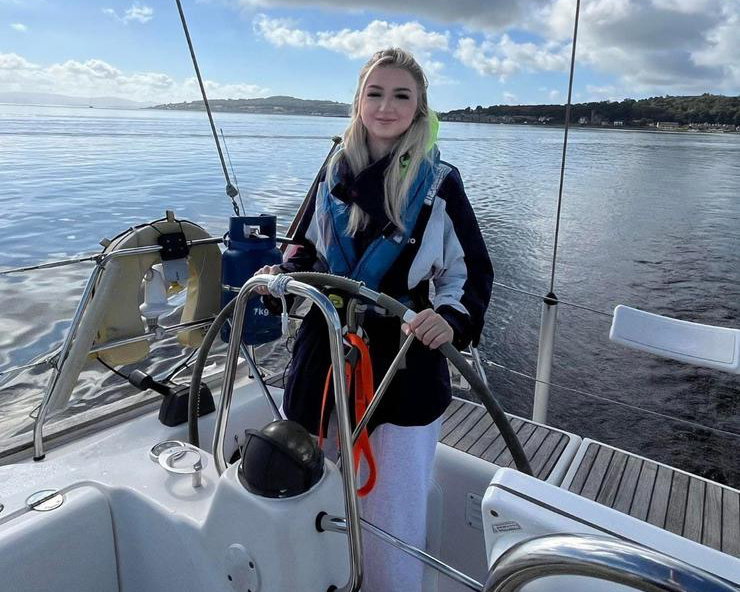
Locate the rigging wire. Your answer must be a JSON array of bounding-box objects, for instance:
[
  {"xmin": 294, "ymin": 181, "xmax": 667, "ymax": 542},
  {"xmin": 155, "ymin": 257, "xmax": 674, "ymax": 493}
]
[
  {"xmin": 0, "ymin": 255, "xmax": 98, "ymax": 276},
  {"xmin": 549, "ymin": 0, "xmax": 581, "ymax": 294},
  {"xmin": 5, "ymin": 327, "xmax": 736, "ymax": 440},
  {"xmin": 220, "ymin": 128, "xmax": 246, "ymax": 214},
  {"xmin": 0, "ymin": 355, "xmax": 56, "ymax": 380},
  {"xmin": 493, "ymin": 281, "xmax": 613, "ymax": 318},
  {"xmin": 174, "ymin": 0, "xmax": 240, "ymax": 215},
  {"xmin": 481, "ymin": 358, "xmax": 739, "ymax": 439}
]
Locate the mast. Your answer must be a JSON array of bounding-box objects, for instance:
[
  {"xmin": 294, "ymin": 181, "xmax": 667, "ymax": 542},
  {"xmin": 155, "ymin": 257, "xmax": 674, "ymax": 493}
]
[{"xmin": 532, "ymin": 0, "xmax": 581, "ymax": 424}]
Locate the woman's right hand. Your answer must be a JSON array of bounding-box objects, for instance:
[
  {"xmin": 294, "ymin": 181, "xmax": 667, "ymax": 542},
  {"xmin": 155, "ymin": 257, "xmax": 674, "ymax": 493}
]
[{"xmin": 252, "ymin": 264, "xmax": 283, "ymax": 295}]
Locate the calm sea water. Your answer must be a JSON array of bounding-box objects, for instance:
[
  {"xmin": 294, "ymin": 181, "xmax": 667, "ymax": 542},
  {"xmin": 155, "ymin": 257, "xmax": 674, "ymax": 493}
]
[{"xmin": 0, "ymin": 105, "xmax": 738, "ymax": 486}]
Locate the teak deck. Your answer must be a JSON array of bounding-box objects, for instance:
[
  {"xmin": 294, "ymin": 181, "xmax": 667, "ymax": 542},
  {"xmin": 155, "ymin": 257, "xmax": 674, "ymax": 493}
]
[
  {"xmin": 441, "ymin": 398, "xmax": 739, "ymax": 559},
  {"xmin": 440, "ymin": 398, "xmax": 570, "ymax": 481},
  {"xmin": 564, "ymin": 441, "xmax": 739, "ymax": 558}
]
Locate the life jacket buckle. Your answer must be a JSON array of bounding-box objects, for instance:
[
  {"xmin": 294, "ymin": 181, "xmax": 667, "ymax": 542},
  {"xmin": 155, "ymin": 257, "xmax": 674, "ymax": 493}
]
[{"xmin": 344, "ymin": 344, "xmax": 360, "ymax": 369}]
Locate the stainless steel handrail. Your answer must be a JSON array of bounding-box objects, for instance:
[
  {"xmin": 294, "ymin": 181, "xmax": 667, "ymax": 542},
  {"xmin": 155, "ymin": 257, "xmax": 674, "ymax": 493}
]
[
  {"xmin": 212, "ymin": 275, "xmax": 363, "ymax": 592},
  {"xmin": 31, "ymin": 238, "xmax": 221, "ymax": 460},
  {"xmin": 89, "ymin": 318, "xmax": 214, "ymax": 354},
  {"xmin": 469, "ymin": 346, "xmax": 488, "ymax": 387},
  {"xmin": 320, "ymin": 514, "xmax": 484, "ymax": 591},
  {"xmin": 351, "ymin": 333, "xmax": 415, "ymax": 444},
  {"xmin": 0, "ymin": 352, "xmax": 59, "ymax": 380},
  {"xmin": 32, "ymin": 254, "xmax": 108, "ymax": 459},
  {"xmin": 236, "ymin": 340, "xmax": 282, "ymax": 421},
  {"xmin": 485, "ymin": 533, "xmax": 737, "ymax": 592}
]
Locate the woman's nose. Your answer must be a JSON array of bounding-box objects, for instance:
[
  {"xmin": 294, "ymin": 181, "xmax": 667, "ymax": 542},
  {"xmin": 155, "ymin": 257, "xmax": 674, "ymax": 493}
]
[{"xmin": 379, "ymin": 97, "xmax": 392, "ymax": 111}]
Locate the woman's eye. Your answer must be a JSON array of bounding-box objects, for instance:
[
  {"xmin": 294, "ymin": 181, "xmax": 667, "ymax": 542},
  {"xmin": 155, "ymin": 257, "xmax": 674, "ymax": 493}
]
[
  {"xmin": 396, "ymin": 94, "xmax": 410, "ymax": 100},
  {"xmin": 367, "ymin": 92, "xmax": 382, "ymax": 98}
]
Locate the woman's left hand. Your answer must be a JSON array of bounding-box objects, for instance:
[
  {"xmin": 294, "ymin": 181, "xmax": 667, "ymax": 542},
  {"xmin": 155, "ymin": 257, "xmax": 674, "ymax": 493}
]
[{"xmin": 402, "ymin": 308, "xmax": 453, "ymax": 350}]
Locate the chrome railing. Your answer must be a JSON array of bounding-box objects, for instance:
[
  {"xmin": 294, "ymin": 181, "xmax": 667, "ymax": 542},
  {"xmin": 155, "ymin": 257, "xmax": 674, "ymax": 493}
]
[
  {"xmin": 28, "ymin": 237, "xmax": 221, "ymax": 460},
  {"xmin": 213, "ymin": 275, "xmax": 363, "ymax": 592},
  {"xmin": 485, "ymin": 533, "xmax": 737, "ymax": 592},
  {"xmin": 320, "ymin": 514, "xmax": 484, "ymax": 591}
]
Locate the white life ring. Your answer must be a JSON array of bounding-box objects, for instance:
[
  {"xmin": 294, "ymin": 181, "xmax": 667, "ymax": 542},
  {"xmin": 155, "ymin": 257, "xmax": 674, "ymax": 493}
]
[
  {"xmin": 94, "ymin": 217, "xmax": 222, "ymax": 365},
  {"xmin": 46, "ymin": 215, "xmax": 221, "ymax": 413}
]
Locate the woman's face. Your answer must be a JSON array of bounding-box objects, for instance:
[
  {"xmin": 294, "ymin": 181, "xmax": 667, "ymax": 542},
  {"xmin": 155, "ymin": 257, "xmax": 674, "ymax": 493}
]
[{"xmin": 360, "ymin": 66, "xmax": 419, "ymax": 152}]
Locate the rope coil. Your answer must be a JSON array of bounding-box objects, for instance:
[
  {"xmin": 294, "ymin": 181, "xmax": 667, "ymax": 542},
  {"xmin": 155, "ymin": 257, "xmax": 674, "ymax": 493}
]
[
  {"xmin": 267, "ymin": 274, "xmax": 292, "ymax": 335},
  {"xmin": 267, "ymin": 273, "xmax": 292, "ymax": 297}
]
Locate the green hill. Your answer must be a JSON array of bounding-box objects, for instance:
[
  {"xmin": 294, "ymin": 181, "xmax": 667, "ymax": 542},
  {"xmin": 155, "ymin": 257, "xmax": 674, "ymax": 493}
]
[{"xmin": 151, "ymin": 95, "xmax": 350, "ymax": 117}]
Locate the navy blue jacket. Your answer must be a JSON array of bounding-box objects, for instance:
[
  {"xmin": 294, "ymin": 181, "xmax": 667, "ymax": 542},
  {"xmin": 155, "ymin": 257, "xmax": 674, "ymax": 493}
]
[{"xmin": 280, "ymin": 152, "xmax": 493, "ymax": 432}]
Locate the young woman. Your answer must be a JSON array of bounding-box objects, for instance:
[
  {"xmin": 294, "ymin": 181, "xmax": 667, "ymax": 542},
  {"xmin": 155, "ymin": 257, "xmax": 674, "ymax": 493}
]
[{"xmin": 256, "ymin": 48, "xmax": 493, "ymax": 591}]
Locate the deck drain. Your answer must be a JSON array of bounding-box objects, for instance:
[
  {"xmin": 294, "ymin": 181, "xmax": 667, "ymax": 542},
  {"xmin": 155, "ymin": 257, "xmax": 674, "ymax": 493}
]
[{"xmin": 26, "ymin": 489, "xmax": 64, "ymax": 511}]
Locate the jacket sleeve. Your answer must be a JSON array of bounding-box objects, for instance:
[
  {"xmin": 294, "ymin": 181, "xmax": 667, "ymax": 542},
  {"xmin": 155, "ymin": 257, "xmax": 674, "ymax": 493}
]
[
  {"xmin": 262, "ymin": 171, "xmax": 322, "ymax": 314},
  {"xmin": 280, "ymin": 174, "xmax": 322, "ymax": 273},
  {"xmin": 432, "ymin": 167, "xmax": 493, "ymax": 349},
  {"xmin": 280, "ymin": 212, "xmax": 318, "ymax": 272}
]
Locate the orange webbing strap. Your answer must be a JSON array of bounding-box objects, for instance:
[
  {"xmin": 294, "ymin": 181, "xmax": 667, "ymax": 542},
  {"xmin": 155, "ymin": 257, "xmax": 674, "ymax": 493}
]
[
  {"xmin": 318, "ymin": 334, "xmax": 378, "ymax": 497},
  {"xmin": 346, "ymin": 333, "xmax": 377, "ymax": 496}
]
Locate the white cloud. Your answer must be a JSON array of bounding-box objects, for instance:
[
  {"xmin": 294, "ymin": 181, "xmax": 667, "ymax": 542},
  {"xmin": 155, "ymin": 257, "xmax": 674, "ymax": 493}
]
[
  {"xmin": 103, "ymin": 3, "xmax": 154, "ymax": 25},
  {"xmin": 585, "ymin": 84, "xmax": 623, "ymax": 101},
  {"xmin": 650, "ymin": 0, "xmax": 715, "ymax": 14},
  {"xmin": 253, "ymin": 15, "xmax": 313, "ymax": 47},
  {"xmin": 693, "ymin": 7, "xmax": 740, "ymax": 90},
  {"xmin": 454, "ymin": 34, "xmax": 569, "ymax": 80},
  {"xmin": 254, "ymin": 15, "xmax": 449, "ymax": 57},
  {"xmin": 315, "ymin": 21, "xmax": 449, "ymax": 59},
  {"xmin": 253, "ymin": 15, "xmax": 454, "ymax": 83},
  {"xmin": 548, "ymin": 89, "xmax": 560, "ymax": 101},
  {"xmin": 0, "ymin": 52, "xmax": 268, "ymax": 103},
  {"xmin": 240, "ymin": 0, "xmax": 545, "ymax": 32},
  {"xmin": 503, "ymin": 91, "xmax": 517, "ymax": 104},
  {"xmin": 540, "ymin": 0, "xmax": 739, "ymax": 95},
  {"xmin": 124, "ymin": 4, "xmax": 153, "ymax": 23},
  {"xmin": 10, "ymin": 23, "xmax": 27, "ymax": 32},
  {"xmin": 455, "ymin": 37, "xmax": 510, "ymax": 79},
  {"xmin": 0, "ymin": 53, "xmax": 36, "ymax": 70},
  {"xmin": 244, "ymin": 0, "xmax": 740, "ymax": 96}
]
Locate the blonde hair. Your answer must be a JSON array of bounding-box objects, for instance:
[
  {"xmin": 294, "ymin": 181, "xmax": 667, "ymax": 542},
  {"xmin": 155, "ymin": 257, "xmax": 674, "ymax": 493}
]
[{"xmin": 329, "ymin": 48, "xmax": 431, "ymax": 235}]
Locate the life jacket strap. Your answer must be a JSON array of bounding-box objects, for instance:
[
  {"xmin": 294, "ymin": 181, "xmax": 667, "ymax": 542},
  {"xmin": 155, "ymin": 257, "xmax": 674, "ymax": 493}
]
[{"xmin": 318, "ymin": 333, "xmax": 377, "ymax": 497}]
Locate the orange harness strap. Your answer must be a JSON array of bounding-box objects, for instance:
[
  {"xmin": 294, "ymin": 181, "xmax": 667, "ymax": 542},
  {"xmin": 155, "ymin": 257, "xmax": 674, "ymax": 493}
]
[{"xmin": 318, "ymin": 333, "xmax": 377, "ymax": 497}]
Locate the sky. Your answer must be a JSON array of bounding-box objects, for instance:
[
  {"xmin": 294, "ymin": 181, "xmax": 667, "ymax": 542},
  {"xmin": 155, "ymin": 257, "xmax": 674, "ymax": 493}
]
[{"xmin": 1, "ymin": 0, "xmax": 739, "ymax": 111}]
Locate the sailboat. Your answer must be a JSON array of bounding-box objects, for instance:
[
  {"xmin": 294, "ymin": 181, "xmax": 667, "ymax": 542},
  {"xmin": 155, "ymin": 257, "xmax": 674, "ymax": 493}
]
[{"xmin": 0, "ymin": 1, "xmax": 738, "ymax": 591}]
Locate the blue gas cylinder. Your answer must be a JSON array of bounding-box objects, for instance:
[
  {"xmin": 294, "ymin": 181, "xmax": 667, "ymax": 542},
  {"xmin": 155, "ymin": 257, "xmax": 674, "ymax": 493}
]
[{"xmin": 221, "ymin": 215, "xmax": 282, "ymax": 345}]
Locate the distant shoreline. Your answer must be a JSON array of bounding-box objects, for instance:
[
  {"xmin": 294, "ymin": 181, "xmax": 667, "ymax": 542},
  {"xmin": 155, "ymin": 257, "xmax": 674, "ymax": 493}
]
[
  {"xmin": 0, "ymin": 102, "xmax": 141, "ymax": 110},
  {"xmin": 147, "ymin": 106, "xmax": 350, "ymax": 118},
  {"xmin": 439, "ymin": 119, "xmax": 740, "ymax": 135},
  {"xmin": 2, "ymin": 102, "xmax": 737, "ymax": 136},
  {"xmin": 149, "ymin": 95, "xmax": 351, "ymax": 118},
  {"xmin": 4, "ymin": 92, "xmax": 738, "ymax": 131}
]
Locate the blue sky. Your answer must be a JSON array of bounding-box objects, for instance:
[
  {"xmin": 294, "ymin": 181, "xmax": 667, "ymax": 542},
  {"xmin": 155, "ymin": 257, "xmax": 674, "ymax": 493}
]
[{"xmin": 1, "ymin": 0, "xmax": 738, "ymax": 110}]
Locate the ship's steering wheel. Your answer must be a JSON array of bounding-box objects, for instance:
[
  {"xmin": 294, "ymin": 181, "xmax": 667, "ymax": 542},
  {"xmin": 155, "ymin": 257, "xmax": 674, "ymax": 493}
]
[
  {"xmin": 188, "ymin": 271, "xmax": 532, "ymax": 476},
  {"xmin": 285, "ymin": 272, "xmax": 532, "ymax": 476}
]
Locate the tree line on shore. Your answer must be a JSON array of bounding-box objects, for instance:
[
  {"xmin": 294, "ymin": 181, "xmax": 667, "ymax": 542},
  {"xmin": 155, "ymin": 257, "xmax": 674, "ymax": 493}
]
[
  {"xmin": 441, "ymin": 94, "xmax": 740, "ymax": 127},
  {"xmin": 151, "ymin": 93, "xmax": 740, "ymax": 128}
]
